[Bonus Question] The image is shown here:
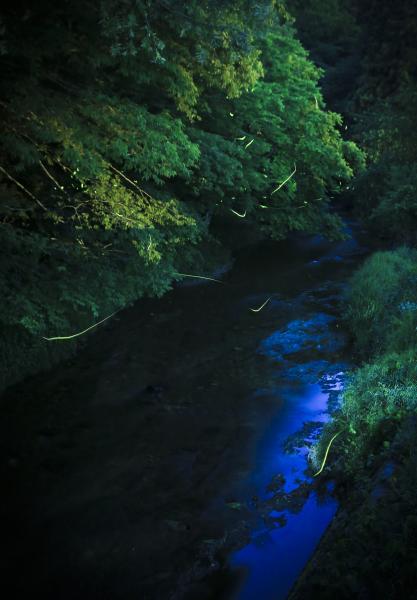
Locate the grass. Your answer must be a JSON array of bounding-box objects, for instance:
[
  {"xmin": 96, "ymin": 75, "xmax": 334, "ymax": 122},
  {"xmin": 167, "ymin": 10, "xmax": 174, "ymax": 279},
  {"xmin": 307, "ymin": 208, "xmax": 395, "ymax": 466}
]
[
  {"xmin": 304, "ymin": 246, "xmax": 417, "ymax": 598},
  {"xmin": 345, "ymin": 247, "xmax": 417, "ymax": 356}
]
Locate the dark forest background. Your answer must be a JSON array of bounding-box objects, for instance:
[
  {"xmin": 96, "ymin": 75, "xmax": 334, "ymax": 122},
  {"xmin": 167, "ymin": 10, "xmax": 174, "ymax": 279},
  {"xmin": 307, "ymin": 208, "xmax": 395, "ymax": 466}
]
[
  {"xmin": 2, "ymin": 3, "xmax": 417, "ymax": 596},
  {"xmin": 1, "ymin": 0, "xmax": 364, "ymax": 389}
]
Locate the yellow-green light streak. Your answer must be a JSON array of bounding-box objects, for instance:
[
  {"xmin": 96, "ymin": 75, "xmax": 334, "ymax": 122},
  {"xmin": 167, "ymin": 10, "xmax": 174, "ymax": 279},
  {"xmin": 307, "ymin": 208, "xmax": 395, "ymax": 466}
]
[
  {"xmin": 43, "ymin": 310, "xmax": 120, "ymax": 341},
  {"xmin": 272, "ymin": 163, "xmax": 297, "ymax": 195},
  {"xmin": 250, "ymin": 297, "xmax": 271, "ymax": 312},
  {"xmin": 313, "ymin": 430, "xmax": 343, "ymax": 477},
  {"xmin": 174, "ymin": 272, "xmax": 224, "ymax": 284},
  {"xmin": 230, "ymin": 208, "xmax": 247, "ymax": 218}
]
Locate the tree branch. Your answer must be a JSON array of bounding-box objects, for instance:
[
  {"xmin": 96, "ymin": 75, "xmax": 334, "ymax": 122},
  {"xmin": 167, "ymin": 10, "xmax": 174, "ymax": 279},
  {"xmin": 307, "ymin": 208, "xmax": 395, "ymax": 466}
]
[{"xmin": 0, "ymin": 165, "xmax": 47, "ymax": 211}]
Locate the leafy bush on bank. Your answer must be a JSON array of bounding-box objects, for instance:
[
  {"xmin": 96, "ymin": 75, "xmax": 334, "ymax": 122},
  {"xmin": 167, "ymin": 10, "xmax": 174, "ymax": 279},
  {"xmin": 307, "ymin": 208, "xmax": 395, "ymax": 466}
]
[
  {"xmin": 345, "ymin": 247, "xmax": 417, "ymax": 356},
  {"xmin": 311, "ymin": 350, "xmax": 417, "ymax": 477},
  {"xmin": 313, "ymin": 248, "xmax": 417, "ymax": 473},
  {"xmin": 0, "ymin": 1, "xmax": 364, "ymax": 393},
  {"xmin": 305, "ymin": 249, "xmax": 417, "ymax": 597}
]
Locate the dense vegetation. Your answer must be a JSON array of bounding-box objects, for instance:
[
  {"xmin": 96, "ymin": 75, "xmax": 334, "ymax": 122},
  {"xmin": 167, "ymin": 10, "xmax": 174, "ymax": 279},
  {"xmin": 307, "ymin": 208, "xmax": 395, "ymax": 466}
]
[
  {"xmin": 3, "ymin": 0, "xmax": 417, "ymax": 594},
  {"xmin": 303, "ymin": 250, "xmax": 417, "ymax": 598},
  {"xmin": 286, "ymin": 2, "xmax": 417, "ymax": 597},
  {"xmin": 291, "ymin": 0, "xmax": 417, "ymax": 245},
  {"xmin": 0, "ymin": 0, "xmax": 363, "ymax": 390},
  {"xmin": 349, "ymin": 0, "xmax": 417, "ymax": 244}
]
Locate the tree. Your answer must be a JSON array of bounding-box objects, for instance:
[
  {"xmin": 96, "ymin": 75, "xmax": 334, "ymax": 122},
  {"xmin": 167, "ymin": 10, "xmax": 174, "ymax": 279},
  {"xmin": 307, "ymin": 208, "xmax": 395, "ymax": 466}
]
[{"xmin": 0, "ymin": 0, "xmax": 362, "ymax": 389}]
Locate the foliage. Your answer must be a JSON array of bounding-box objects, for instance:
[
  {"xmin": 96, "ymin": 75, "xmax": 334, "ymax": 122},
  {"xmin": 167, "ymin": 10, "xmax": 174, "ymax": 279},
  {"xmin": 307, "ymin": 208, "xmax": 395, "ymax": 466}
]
[
  {"xmin": 299, "ymin": 415, "xmax": 417, "ymax": 599},
  {"xmin": 316, "ymin": 249, "xmax": 417, "ymax": 471},
  {"xmin": 343, "ymin": 0, "xmax": 417, "ymax": 241},
  {"xmin": 290, "ymin": 1, "xmax": 417, "ymax": 243},
  {"xmin": 0, "ymin": 0, "xmax": 362, "ymax": 389},
  {"xmin": 353, "ymin": 0, "xmax": 417, "ymax": 106},
  {"xmin": 310, "ymin": 250, "xmax": 417, "ymax": 596},
  {"xmin": 312, "ymin": 351, "xmax": 417, "ymax": 474},
  {"xmin": 351, "ymin": 85, "xmax": 417, "ymax": 242},
  {"xmin": 344, "ymin": 248, "xmax": 417, "ymax": 356},
  {"xmin": 0, "ymin": 222, "xmax": 187, "ymax": 390},
  {"xmin": 287, "ymin": 0, "xmax": 361, "ymax": 115},
  {"xmin": 282, "ymin": 2, "xmax": 417, "ymax": 596},
  {"xmin": 183, "ymin": 25, "xmax": 364, "ymax": 240},
  {"xmin": 288, "ymin": 0, "xmax": 359, "ymax": 59}
]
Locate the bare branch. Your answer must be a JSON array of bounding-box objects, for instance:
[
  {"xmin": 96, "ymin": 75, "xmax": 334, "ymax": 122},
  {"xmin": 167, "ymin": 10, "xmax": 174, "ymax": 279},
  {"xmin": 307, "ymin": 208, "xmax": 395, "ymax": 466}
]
[
  {"xmin": 0, "ymin": 165, "xmax": 47, "ymax": 211},
  {"xmin": 39, "ymin": 160, "xmax": 66, "ymax": 194},
  {"xmin": 109, "ymin": 164, "xmax": 153, "ymax": 201}
]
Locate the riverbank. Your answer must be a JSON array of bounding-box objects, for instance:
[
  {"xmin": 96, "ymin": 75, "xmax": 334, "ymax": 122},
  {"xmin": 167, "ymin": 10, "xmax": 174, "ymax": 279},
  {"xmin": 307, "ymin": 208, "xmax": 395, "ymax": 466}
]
[
  {"xmin": 0, "ymin": 216, "xmax": 263, "ymax": 396},
  {"xmin": 1, "ymin": 259, "xmax": 270, "ymax": 599},
  {"xmin": 289, "ymin": 247, "xmax": 417, "ymax": 599},
  {"xmin": 1, "ymin": 229, "xmax": 367, "ymax": 599},
  {"xmin": 289, "ymin": 415, "xmax": 417, "ymax": 599}
]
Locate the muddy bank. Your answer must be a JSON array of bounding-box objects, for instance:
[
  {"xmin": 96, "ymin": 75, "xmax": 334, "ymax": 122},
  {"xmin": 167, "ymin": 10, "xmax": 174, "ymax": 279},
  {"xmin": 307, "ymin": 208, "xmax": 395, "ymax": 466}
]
[{"xmin": 1, "ymin": 229, "xmax": 367, "ymax": 599}]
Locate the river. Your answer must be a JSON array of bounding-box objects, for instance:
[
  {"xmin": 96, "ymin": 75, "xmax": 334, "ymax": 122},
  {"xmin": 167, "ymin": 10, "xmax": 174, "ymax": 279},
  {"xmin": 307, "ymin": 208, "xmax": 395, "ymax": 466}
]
[{"xmin": 1, "ymin": 222, "xmax": 367, "ymax": 599}]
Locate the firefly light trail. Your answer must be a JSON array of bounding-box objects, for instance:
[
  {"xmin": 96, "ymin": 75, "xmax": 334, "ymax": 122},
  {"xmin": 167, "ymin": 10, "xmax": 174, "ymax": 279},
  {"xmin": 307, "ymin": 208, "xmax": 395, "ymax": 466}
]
[
  {"xmin": 250, "ymin": 297, "xmax": 271, "ymax": 312},
  {"xmin": 174, "ymin": 273, "xmax": 224, "ymax": 284},
  {"xmin": 230, "ymin": 208, "xmax": 247, "ymax": 218},
  {"xmin": 43, "ymin": 310, "xmax": 120, "ymax": 341},
  {"xmin": 313, "ymin": 430, "xmax": 343, "ymax": 477},
  {"xmin": 272, "ymin": 163, "xmax": 297, "ymax": 195}
]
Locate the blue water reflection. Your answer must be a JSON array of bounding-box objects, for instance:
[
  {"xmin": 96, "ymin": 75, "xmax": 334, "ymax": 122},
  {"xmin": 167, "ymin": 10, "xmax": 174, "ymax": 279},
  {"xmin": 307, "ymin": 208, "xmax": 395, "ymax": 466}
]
[
  {"xmin": 231, "ymin": 492, "xmax": 337, "ymax": 600},
  {"xmin": 230, "ymin": 346, "xmax": 343, "ymax": 600},
  {"xmin": 247, "ymin": 383, "xmax": 329, "ymax": 497},
  {"xmin": 220, "ymin": 225, "xmax": 367, "ymax": 600}
]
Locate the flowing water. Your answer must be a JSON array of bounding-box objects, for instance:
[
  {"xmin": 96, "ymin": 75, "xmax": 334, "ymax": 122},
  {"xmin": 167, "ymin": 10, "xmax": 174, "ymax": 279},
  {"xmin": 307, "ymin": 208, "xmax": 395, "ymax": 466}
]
[{"xmin": 1, "ymin": 223, "xmax": 368, "ymax": 599}]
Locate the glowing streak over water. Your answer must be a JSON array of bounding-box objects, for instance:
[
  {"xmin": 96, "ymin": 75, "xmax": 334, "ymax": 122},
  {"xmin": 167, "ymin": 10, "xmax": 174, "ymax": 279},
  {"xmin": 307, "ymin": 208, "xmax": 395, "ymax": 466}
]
[
  {"xmin": 43, "ymin": 310, "xmax": 120, "ymax": 341},
  {"xmin": 272, "ymin": 163, "xmax": 297, "ymax": 195},
  {"xmin": 174, "ymin": 273, "xmax": 224, "ymax": 284},
  {"xmin": 250, "ymin": 297, "xmax": 271, "ymax": 312},
  {"xmin": 313, "ymin": 430, "xmax": 343, "ymax": 477}
]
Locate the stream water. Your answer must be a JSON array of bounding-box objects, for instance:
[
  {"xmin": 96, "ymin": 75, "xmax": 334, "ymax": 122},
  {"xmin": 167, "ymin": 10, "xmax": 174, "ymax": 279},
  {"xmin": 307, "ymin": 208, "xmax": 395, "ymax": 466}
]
[{"xmin": 1, "ymin": 222, "xmax": 368, "ymax": 600}]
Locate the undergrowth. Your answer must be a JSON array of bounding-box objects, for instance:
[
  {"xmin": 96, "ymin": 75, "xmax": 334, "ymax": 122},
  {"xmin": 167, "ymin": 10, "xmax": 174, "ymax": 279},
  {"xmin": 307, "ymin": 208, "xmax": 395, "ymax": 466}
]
[{"xmin": 305, "ymin": 248, "xmax": 417, "ymax": 598}]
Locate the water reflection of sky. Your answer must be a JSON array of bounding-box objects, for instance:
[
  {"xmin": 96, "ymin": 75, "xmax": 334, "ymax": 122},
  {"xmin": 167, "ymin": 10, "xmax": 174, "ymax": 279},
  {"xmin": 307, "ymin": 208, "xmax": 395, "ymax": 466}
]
[
  {"xmin": 231, "ymin": 493, "xmax": 337, "ymax": 600},
  {"xmin": 259, "ymin": 313, "xmax": 339, "ymax": 361},
  {"xmin": 247, "ymin": 383, "xmax": 329, "ymax": 497},
  {"xmin": 224, "ymin": 230, "xmax": 361, "ymax": 600},
  {"xmin": 229, "ymin": 377, "xmax": 341, "ymax": 600}
]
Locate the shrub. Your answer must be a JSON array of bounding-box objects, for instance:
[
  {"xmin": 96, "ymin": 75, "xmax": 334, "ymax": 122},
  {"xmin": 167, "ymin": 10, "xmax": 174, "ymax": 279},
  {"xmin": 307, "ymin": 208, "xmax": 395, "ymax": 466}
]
[
  {"xmin": 345, "ymin": 247, "xmax": 417, "ymax": 356},
  {"xmin": 312, "ymin": 351, "xmax": 417, "ymax": 476}
]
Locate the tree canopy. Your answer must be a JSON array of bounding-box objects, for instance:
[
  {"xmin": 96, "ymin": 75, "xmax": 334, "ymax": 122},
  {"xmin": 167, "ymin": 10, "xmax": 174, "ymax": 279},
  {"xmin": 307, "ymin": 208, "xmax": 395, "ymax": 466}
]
[{"xmin": 0, "ymin": 0, "xmax": 362, "ymax": 388}]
